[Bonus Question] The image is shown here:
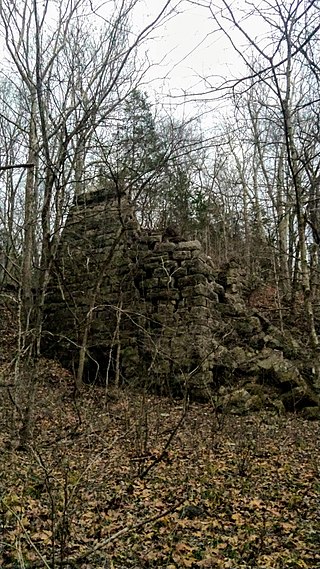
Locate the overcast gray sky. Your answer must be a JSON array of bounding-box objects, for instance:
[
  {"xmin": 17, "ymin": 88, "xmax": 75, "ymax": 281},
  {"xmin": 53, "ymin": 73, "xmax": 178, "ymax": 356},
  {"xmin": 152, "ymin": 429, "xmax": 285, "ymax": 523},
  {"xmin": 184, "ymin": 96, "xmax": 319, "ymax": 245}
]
[
  {"xmin": 132, "ymin": 0, "xmax": 260, "ymax": 118},
  {"xmin": 136, "ymin": 1, "xmax": 234, "ymax": 92}
]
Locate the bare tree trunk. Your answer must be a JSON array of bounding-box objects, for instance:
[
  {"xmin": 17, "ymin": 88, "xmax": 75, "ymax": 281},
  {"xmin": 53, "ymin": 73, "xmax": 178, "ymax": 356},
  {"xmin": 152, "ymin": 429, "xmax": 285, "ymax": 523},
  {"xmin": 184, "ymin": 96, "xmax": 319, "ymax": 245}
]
[
  {"xmin": 14, "ymin": 96, "xmax": 38, "ymax": 449},
  {"xmin": 276, "ymin": 143, "xmax": 291, "ymax": 298},
  {"xmin": 114, "ymin": 299, "xmax": 123, "ymax": 389},
  {"xmin": 278, "ymin": 38, "xmax": 318, "ymax": 347},
  {"xmin": 21, "ymin": 92, "xmax": 37, "ymax": 344}
]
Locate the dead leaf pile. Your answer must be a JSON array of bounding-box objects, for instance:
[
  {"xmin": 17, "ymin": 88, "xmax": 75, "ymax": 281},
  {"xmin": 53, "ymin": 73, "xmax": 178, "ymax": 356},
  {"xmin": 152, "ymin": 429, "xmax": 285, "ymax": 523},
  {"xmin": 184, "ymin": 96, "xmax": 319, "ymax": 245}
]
[{"xmin": 0, "ymin": 377, "xmax": 319, "ymax": 568}]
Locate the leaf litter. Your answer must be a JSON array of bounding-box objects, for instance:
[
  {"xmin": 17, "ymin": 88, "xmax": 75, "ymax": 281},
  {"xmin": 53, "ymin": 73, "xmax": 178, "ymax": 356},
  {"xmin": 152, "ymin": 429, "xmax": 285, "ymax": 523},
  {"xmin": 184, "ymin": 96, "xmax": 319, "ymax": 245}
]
[{"xmin": 0, "ymin": 371, "xmax": 319, "ymax": 569}]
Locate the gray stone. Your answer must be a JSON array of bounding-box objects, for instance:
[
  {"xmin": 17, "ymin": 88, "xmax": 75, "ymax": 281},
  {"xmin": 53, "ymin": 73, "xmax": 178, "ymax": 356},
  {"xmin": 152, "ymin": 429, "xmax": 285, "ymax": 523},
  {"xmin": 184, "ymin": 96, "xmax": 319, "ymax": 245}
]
[
  {"xmin": 176, "ymin": 240, "xmax": 202, "ymax": 251},
  {"xmin": 154, "ymin": 242, "xmax": 177, "ymax": 252},
  {"xmin": 177, "ymin": 274, "xmax": 207, "ymax": 287},
  {"xmin": 172, "ymin": 250, "xmax": 192, "ymax": 260}
]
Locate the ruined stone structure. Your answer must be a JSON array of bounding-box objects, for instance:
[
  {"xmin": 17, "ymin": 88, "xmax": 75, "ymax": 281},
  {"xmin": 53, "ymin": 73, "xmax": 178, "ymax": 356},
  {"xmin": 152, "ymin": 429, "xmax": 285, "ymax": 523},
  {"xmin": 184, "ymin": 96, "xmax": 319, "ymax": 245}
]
[
  {"xmin": 44, "ymin": 185, "xmax": 320, "ymax": 414},
  {"xmin": 44, "ymin": 186, "xmax": 225, "ymax": 396}
]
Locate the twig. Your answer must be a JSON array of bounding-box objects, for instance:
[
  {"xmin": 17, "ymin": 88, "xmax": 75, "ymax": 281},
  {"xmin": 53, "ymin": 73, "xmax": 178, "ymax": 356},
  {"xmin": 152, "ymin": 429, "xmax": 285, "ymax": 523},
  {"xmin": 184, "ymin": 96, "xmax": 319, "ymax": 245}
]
[
  {"xmin": 0, "ymin": 163, "xmax": 34, "ymax": 171},
  {"xmin": 137, "ymin": 411, "xmax": 187, "ymax": 480},
  {"xmin": 1, "ymin": 501, "xmax": 51, "ymax": 569},
  {"xmin": 63, "ymin": 498, "xmax": 184, "ymax": 566}
]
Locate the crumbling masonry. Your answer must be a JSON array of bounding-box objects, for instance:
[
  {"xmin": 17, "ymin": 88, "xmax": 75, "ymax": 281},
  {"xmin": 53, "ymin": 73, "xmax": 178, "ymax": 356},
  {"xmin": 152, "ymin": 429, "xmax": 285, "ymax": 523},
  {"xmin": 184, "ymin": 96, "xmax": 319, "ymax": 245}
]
[
  {"xmin": 44, "ymin": 185, "xmax": 320, "ymax": 412},
  {"xmin": 44, "ymin": 186, "xmax": 228, "ymax": 396}
]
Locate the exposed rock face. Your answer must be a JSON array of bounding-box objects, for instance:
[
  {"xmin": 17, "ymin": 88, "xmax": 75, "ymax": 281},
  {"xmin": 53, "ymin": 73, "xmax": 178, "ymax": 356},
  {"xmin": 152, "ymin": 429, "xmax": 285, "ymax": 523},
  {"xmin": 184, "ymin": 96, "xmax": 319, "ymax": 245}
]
[{"xmin": 44, "ymin": 186, "xmax": 320, "ymax": 416}]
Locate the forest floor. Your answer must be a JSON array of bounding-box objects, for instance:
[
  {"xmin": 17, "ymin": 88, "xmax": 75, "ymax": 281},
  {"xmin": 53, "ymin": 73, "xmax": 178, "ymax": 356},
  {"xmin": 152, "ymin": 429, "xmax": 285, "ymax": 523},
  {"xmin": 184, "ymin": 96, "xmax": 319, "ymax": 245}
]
[{"xmin": 0, "ymin": 359, "xmax": 319, "ymax": 569}]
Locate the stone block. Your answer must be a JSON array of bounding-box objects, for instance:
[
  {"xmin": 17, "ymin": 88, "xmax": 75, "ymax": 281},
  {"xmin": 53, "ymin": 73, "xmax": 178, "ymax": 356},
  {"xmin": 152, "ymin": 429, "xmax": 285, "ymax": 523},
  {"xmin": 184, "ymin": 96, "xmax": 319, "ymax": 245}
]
[
  {"xmin": 145, "ymin": 251, "xmax": 170, "ymax": 260},
  {"xmin": 176, "ymin": 240, "xmax": 201, "ymax": 251},
  {"xmin": 172, "ymin": 266, "xmax": 188, "ymax": 278},
  {"xmin": 163, "ymin": 260, "xmax": 179, "ymax": 271},
  {"xmin": 158, "ymin": 289, "xmax": 180, "ymax": 300},
  {"xmin": 177, "ymin": 274, "xmax": 207, "ymax": 288},
  {"xmin": 143, "ymin": 257, "xmax": 169, "ymax": 269},
  {"xmin": 206, "ymin": 285, "xmax": 220, "ymax": 302},
  {"xmin": 191, "ymin": 249, "xmax": 202, "ymax": 258},
  {"xmin": 192, "ymin": 327, "xmax": 215, "ymax": 340},
  {"xmin": 153, "ymin": 267, "xmax": 168, "ymax": 277},
  {"xmin": 183, "ymin": 258, "xmax": 215, "ymax": 277},
  {"xmin": 187, "ymin": 295, "xmax": 207, "ymax": 307},
  {"xmin": 150, "ymin": 313, "xmax": 167, "ymax": 326},
  {"xmin": 158, "ymin": 277, "xmax": 174, "ymax": 287},
  {"xmin": 146, "ymin": 289, "xmax": 179, "ymax": 301},
  {"xmin": 181, "ymin": 283, "xmax": 214, "ymax": 298},
  {"xmin": 181, "ymin": 286, "xmax": 195, "ymax": 298},
  {"xmin": 140, "ymin": 278, "xmax": 159, "ymax": 289},
  {"xmin": 138, "ymin": 234, "xmax": 162, "ymax": 246},
  {"xmin": 173, "ymin": 250, "xmax": 192, "ymax": 260},
  {"xmin": 157, "ymin": 302, "xmax": 175, "ymax": 312},
  {"xmin": 301, "ymin": 406, "xmax": 320, "ymax": 420},
  {"xmin": 154, "ymin": 242, "xmax": 177, "ymax": 252},
  {"xmin": 189, "ymin": 306, "xmax": 210, "ymax": 319},
  {"xmin": 139, "ymin": 250, "xmax": 168, "ymax": 261}
]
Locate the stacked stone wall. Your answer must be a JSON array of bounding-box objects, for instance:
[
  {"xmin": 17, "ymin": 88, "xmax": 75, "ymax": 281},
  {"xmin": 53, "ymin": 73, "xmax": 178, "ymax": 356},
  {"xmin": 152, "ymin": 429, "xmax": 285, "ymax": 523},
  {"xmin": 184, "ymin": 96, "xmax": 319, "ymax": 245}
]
[
  {"xmin": 129, "ymin": 238, "xmax": 224, "ymax": 395},
  {"xmin": 44, "ymin": 187, "xmax": 139, "ymax": 379},
  {"xmin": 44, "ymin": 186, "xmax": 225, "ymax": 393},
  {"xmin": 43, "ymin": 186, "xmax": 320, "ymax": 414}
]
